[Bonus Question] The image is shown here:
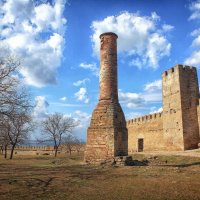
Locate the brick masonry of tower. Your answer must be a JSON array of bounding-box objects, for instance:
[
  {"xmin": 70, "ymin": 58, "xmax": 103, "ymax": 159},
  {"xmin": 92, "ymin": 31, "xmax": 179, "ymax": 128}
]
[{"xmin": 84, "ymin": 32, "xmax": 128, "ymax": 163}]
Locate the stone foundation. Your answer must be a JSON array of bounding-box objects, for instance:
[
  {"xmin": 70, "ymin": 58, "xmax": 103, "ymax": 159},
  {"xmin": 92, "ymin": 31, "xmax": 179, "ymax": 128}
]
[{"xmin": 85, "ymin": 101, "xmax": 128, "ymax": 163}]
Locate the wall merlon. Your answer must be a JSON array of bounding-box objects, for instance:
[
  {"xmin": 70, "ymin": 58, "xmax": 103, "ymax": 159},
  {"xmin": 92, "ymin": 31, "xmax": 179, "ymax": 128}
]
[
  {"xmin": 168, "ymin": 67, "xmax": 174, "ymax": 73},
  {"xmin": 162, "ymin": 66, "xmax": 178, "ymax": 78},
  {"xmin": 162, "ymin": 64, "xmax": 197, "ymax": 81},
  {"xmin": 173, "ymin": 64, "xmax": 196, "ymax": 73},
  {"xmin": 174, "ymin": 64, "xmax": 183, "ymax": 69},
  {"xmin": 127, "ymin": 112, "xmax": 163, "ymax": 126},
  {"xmin": 182, "ymin": 65, "xmax": 196, "ymax": 72},
  {"xmin": 167, "ymin": 66, "xmax": 179, "ymax": 75},
  {"xmin": 162, "ymin": 71, "xmax": 168, "ymax": 77}
]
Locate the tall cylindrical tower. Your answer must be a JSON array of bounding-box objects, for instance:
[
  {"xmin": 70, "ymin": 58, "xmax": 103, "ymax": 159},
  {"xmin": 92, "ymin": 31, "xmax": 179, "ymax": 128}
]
[
  {"xmin": 85, "ymin": 32, "xmax": 128, "ymax": 163},
  {"xmin": 99, "ymin": 32, "xmax": 118, "ymax": 102}
]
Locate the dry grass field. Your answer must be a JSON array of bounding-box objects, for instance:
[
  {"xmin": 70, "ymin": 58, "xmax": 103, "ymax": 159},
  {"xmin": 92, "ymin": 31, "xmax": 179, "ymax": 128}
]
[{"xmin": 0, "ymin": 152, "xmax": 200, "ymax": 200}]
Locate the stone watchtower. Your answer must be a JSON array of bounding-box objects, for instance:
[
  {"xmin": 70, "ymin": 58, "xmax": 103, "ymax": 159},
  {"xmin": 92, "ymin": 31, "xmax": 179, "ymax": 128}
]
[
  {"xmin": 162, "ymin": 65, "xmax": 200, "ymax": 150},
  {"xmin": 84, "ymin": 32, "xmax": 128, "ymax": 163}
]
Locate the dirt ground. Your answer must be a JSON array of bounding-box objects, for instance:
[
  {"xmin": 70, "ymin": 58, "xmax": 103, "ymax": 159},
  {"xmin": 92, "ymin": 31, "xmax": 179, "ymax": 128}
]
[{"xmin": 0, "ymin": 151, "xmax": 200, "ymax": 200}]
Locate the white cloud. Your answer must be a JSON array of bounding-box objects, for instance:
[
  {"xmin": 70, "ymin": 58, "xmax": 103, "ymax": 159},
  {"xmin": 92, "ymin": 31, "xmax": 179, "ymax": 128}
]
[
  {"xmin": 73, "ymin": 78, "xmax": 90, "ymax": 87},
  {"xmin": 74, "ymin": 110, "xmax": 91, "ymax": 122},
  {"xmin": 129, "ymin": 58, "xmax": 143, "ymax": 69},
  {"xmin": 126, "ymin": 112, "xmax": 143, "ymax": 120},
  {"xmin": 191, "ymin": 29, "xmax": 200, "ymax": 37},
  {"xmin": 142, "ymin": 92, "xmax": 162, "ymax": 103},
  {"xmin": 185, "ymin": 1, "xmax": 200, "ymax": 67},
  {"xmin": 33, "ymin": 96, "xmax": 49, "ymax": 118},
  {"xmin": 185, "ymin": 51, "xmax": 200, "ymax": 66},
  {"xmin": 150, "ymin": 107, "xmax": 163, "ymax": 114},
  {"xmin": 144, "ymin": 79, "xmax": 162, "ymax": 92},
  {"xmin": 0, "ymin": 0, "xmax": 67, "ymax": 87},
  {"xmin": 146, "ymin": 33, "xmax": 171, "ymax": 67},
  {"xmin": 192, "ymin": 35, "xmax": 200, "ymax": 47},
  {"xmin": 91, "ymin": 11, "xmax": 172, "ymax": 69},
  {"xmin": 119, "ymin": 79, "xmax": 162, "ymax": 109},
  {"xmin": 79, "ymin": 63, "xmax": 98, "ymax": 76},
  {"xmin": 162, "ymin": 24, "xmax": 174, "ymax": 32},
  {"xmin": 119, "ymin": 92, "xmax": 144, "ymax": 108},
  {"xmin": 119, "ymin": 91, "xmax": 162, "ymax": 109},
  {"xmin": 51, "ymin": 102, "xmax": 83, "ymax": 107},
  {"xmin": 151, "ymin": 12, "xmax": 160, "ymax": 21},
  {"xmin": 189, "ymin": 0, "xmax": 200, "ymax": 20},
  {"xmin": 74, "ymin": 87, "xmax": 89, "ymax": 103},
  {"xmin": 60, "ymin": 96, "xmax": 67, "ymax": 101},
  {"xmin": 73, "ymin": 110, "xmax": 91, "ymax": 139},
  {"xmin": 63, "ymin": 110, "xmax": 91, "ymax": 139}
]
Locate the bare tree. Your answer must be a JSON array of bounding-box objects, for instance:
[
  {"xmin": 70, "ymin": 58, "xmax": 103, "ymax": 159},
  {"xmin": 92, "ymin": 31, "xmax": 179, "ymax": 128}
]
[
  {"xmin": 41, "ymin": 113, "xmax": 78, "ymax": 157},
  {"xmin": 1, "ymin": 112, "xmax": 33, "ymax": 159},
  {"xmin": 0, "ymin": 50, "xmax": 20, "ymax": 116},
  {"xmin": 62, "ymin": 137, "xmax": 85, "ymax": 155},
  {"xmin": 62, "ymin": 135, "xmax": 76, "ymax": 155},
  {"xmin": 0, "ymin": 119, "xmax": 10, "ymax": 158},
  {"xmin": 0, "ymin": 77, "xmax": 32, "ymax": 118},
  {"xmin": 73, "ymin": 138, "xmax": 85, "ymax": 154},
  {"xmin": 0, "ymin": 47, "xmax": 33, "ymax": 116},
  {"xmin": 0, "ymin": 47, "xmax": 34, "ymax": 159},
  {"xmin": 0, "ymin": 81, "xmax": 33, "ymax": 159},
  {"xmin": 0, "ymin": 51, "xmax": 19, "ymax": 91}
]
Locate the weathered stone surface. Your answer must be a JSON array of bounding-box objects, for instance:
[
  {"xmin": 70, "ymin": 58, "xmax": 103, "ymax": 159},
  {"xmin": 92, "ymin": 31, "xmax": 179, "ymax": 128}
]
[
  {"xmin": 163, "ymin": 65, "xmax": 199, "ymax": 150},
  {"xmin": 127, "ymin": 64, "xmax": 200, "ymax": 152},
  {"xmin": 84, "ymin": 32, "xmax": 128, "ymax": 163},
  {"xmin": 127, "ymin": 113, "xmax": 164, "ymax": 152}
]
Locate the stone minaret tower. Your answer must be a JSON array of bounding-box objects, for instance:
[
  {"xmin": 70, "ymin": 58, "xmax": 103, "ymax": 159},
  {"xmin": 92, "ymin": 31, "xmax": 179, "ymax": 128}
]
[
  {"xmin": 162, "ymin": 65, "xmax": 200, "ymax": 150},
  {"xmin": 85, "ymin": 32, "xmax": 128, "ymax": 163}
]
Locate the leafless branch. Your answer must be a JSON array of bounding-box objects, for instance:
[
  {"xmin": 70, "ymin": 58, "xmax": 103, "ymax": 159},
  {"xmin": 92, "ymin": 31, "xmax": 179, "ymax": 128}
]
[{"xmin": 41, "ymin": 113, "xmax": 79, "ymax": 157}]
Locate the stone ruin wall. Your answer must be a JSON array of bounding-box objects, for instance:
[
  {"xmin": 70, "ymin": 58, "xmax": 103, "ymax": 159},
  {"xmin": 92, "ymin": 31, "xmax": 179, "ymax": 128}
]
[
  {"xmin": 127, "ymin": 65, "xmax": 200, "ymax": 152},
  {"xmin": 127, "ymin": 112, "xmax": 164, "ymax": 153}
]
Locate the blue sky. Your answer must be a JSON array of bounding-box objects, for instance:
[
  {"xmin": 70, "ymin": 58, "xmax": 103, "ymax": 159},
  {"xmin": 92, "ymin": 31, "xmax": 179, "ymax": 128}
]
[{"xmin": 1, "ymin": 0, "xmax": 200, "ymax": 140}]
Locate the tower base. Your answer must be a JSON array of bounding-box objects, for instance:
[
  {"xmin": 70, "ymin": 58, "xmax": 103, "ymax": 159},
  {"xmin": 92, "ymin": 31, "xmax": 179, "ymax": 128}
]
[{"xmin": 84, "ymin": 101, "xmax": 128, "ymax": 163}]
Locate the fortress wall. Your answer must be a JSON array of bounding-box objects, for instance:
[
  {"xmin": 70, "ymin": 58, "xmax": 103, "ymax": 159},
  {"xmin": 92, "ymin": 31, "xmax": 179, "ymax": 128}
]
[
  {"xmin": 5, "ymin": 145, "xmax": 86, "ymax": 156},
  {"xmin": 10, "ymin": 146, "xmax": 55, "ymax": 156},
  {"xmin": 127, "ymin": 112, "xmax": 164, "ymax": 153},
  {"xmin": 127, "ymin": 65, "xmax": 200, "ymax": 153}
]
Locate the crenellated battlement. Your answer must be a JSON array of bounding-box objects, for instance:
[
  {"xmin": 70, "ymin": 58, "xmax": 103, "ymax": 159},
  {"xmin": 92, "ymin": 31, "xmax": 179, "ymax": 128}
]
[
  {"xmin": 127, "ymin": 112, "xmax": 163, "ymax": 126},
  {"xmin": 15, "ymin": 146, "xmax": 54, "ymax": 150},
  {"xmin": 162, "ymin": 64, "xmax": 196, "ymax": 78},
  {"xmin": 162, "ymin": 64, "xmax": 180, "ymax": 77}
]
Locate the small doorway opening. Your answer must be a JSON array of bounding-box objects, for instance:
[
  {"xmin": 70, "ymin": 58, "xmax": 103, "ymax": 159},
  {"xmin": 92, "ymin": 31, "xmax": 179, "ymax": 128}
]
[{"xmin": 138, "ymin": 138, "xmax": 144, "ymax": 152}]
